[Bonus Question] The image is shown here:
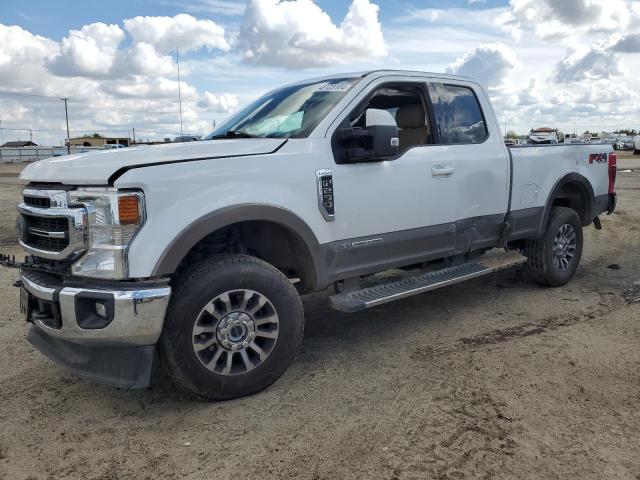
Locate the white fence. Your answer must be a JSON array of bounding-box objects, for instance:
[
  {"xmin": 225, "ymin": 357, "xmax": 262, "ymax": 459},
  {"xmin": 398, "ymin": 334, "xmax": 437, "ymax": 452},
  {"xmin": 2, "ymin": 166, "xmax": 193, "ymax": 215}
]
[{"xmin": 0, "ymin": 146, "xmax": 103, "ymax": 163}]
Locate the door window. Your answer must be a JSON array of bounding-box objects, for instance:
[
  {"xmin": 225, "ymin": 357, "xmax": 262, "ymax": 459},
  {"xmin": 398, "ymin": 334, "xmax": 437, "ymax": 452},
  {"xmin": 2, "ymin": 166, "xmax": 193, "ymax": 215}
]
[
  {"xmin": 428, "ymin": 84, "xmax": 488, "ymax": 144},
  {"xmin": 351, "ymin": 85, "xmax": 432, "ymax": 153}
]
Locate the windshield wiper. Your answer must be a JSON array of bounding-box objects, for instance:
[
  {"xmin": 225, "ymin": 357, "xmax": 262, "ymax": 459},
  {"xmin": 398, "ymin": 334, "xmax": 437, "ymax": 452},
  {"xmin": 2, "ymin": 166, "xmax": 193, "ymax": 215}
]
[{"xmin": 210, "ymin": 130, "xmax": 258, "ymax": 139}]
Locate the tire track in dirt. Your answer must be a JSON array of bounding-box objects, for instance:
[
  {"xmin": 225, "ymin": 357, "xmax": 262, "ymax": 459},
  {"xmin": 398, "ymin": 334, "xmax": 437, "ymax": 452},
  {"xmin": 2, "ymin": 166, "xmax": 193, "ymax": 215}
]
[{"xmin": 410, "ymin": 291, "xmax": 626, "ymax": 362}]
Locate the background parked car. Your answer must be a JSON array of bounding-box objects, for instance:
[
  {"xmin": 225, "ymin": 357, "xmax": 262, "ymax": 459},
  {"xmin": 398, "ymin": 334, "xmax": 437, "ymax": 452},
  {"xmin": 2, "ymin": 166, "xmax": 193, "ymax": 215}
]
[
  {"xmin": 616, "ymin": 138, "xmax": 634, "ymax": 151},
  {"xmin": 173, "ymin": 135, "xmax": 202, "ymax": 142}
]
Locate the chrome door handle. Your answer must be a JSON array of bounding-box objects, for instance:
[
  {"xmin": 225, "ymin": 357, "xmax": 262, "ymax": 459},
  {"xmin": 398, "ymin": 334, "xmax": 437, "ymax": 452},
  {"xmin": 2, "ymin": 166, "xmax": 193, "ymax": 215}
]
[{"xmin": 431, "ymin": 165, "xmax": 455, "ymax": 177}]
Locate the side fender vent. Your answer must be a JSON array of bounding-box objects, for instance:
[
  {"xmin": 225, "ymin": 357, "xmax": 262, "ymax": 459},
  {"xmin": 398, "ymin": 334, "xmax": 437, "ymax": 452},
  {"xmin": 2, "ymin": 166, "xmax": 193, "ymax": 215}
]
[{"xmin": 315, "ymin": 169, "xmax": 335, "ymax": 222}]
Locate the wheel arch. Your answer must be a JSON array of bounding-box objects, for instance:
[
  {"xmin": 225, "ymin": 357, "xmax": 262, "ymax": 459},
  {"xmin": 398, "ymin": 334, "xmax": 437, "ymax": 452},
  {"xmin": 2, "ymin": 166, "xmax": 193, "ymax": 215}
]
[
  {"xmin": 152, "ymin": 204, "xmax": 325, "ymax": 291},
  {"xmin": 536, "ymin": 172, "xmax": 595, "ymax": 237}
]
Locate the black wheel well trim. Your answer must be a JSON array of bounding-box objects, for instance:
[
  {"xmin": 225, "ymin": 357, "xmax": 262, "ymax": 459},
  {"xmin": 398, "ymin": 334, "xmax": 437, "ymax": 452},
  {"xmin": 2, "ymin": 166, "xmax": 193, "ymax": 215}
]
[
  {"xmin": 536, "ymin": 172, "xmax": 595, "ymax": 237},
  {"xmin": 151, "ymin": 203, "xmax": 324, "ymax": 288}
]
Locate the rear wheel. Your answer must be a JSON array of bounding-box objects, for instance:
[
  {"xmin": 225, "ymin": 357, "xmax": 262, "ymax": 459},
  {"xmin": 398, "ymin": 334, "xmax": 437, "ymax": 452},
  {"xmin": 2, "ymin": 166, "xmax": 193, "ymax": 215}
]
[
  {"xmin": 523, "ymin": 207, "xmax": 583, "ymax": 287},
  {"xmin": 159, "ymin": 254, "xmax": 304, "ymax": 400}
]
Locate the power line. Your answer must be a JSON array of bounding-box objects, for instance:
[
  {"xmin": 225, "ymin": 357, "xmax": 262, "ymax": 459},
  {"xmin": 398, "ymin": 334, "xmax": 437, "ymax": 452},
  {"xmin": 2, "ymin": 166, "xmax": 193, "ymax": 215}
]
[
  {"xmin": 0, "ymin": 126, "xmax": 189, "ymax": 137},
  {"xmin": 0, "ymin": 90, "xmax": 70, "ymax": 100}
]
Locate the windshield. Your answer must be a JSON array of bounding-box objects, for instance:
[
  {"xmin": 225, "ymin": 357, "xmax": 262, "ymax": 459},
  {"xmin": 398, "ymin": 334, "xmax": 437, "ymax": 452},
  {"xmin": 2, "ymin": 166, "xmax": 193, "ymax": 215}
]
[{"xmin": 204, "ymin": 77, "xmax": 360, "ymax": 140}]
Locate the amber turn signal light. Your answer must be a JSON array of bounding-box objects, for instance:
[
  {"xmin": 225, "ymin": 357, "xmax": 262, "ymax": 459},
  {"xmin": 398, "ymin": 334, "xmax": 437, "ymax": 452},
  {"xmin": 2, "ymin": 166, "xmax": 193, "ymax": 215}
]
[{"xmin": 118, "ymin": 195, "xmax": 141, "ymax": 225}]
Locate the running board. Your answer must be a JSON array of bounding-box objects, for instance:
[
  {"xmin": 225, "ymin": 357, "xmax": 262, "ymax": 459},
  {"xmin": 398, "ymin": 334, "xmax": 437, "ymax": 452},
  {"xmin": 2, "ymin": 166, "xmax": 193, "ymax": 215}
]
[{"xmin": 329, "ymin": 250, "xmax": 527, "ymax": 313}]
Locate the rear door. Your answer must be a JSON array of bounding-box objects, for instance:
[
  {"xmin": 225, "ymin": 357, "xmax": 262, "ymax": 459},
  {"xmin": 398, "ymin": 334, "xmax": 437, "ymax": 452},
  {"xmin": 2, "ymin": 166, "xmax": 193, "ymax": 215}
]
[{"xmin": 425, "ymin": 81, "xmax": 510, "ymax": 251}]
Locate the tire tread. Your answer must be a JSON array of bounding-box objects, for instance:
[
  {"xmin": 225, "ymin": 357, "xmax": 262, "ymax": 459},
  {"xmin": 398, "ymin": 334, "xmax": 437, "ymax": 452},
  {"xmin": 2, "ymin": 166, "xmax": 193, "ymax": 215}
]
[
  {"xmin": 523, "ymin": 207, "xmax": 582, "ymax": 287},
  {"xmin": 159, "ymin": 254, "xmax": 304, "ymax": 401}
]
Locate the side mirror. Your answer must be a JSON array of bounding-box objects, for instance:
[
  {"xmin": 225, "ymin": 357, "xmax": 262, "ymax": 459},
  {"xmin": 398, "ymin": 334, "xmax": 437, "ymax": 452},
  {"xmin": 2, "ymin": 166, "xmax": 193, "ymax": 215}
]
[
  {"xmin": 369, "ymin": 124, "xmax": 400, "ymax": 158},
  {"xmin": 365, "ymin": 108, "xmax": 399, "ymax": 159},
  {"xmin": 337, "ymin": 109, "xmax": 400, "ymax": 163}
]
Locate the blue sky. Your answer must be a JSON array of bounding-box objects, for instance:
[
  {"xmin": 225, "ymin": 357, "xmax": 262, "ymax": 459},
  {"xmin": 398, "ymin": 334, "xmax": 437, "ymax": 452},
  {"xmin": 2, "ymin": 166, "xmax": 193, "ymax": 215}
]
[
  {"xmin": 4, "ymin": 0, "xmax": 508, "ymax": 39},
  {"xmin": 1, "ymin": 0, "xmax": 639, "ymax": 145}
]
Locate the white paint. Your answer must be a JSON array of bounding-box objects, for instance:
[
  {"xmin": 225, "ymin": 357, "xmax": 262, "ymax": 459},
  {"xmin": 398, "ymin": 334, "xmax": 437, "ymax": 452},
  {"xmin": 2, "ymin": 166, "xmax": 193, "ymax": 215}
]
[{"xmin": 19, "ymin": 71, "xmax": 613, "ymax": 278}]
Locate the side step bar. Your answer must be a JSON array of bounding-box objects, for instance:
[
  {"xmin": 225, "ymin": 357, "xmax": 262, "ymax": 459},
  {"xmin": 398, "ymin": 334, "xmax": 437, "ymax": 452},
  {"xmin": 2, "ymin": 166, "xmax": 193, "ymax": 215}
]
[{"xmin": 330, "ymin": 250, "xmax": 527, "ymax": 313}]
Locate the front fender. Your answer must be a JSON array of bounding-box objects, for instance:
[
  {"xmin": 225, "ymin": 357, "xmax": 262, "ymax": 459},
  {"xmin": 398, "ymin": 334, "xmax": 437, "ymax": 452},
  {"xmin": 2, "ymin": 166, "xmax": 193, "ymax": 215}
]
[{"xmin": 151, "ymin": 203, "xmax": 324, "ymax": 284}]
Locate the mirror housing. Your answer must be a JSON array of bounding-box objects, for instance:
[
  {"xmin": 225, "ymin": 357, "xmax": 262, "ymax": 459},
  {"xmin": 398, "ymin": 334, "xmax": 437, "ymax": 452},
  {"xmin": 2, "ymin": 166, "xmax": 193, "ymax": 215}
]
[
  {"xmin": 336, "ymin": 125, "xmax": 399, "ymax": 163},
  {"xmin": 369, "ymin": 125, "xmax": 400, "ymax": 158}
]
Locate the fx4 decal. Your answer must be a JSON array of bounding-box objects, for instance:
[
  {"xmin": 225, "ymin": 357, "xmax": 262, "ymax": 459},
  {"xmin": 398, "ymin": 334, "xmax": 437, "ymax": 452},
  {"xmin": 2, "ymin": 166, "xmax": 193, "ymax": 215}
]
[{"xmin": 589, "ymin": 152, "xmax": 609, "ymax": 164}]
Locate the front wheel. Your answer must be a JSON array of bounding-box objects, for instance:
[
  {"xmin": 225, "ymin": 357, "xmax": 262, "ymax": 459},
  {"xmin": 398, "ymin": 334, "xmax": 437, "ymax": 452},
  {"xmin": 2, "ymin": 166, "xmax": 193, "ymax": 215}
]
[
  {"xmin": 523, "ymin": 207, "xmax": 583, "ymax": 287},
  {"xmin": 159, "ymin": 254, "xmax": 304, "ymax": 400}
]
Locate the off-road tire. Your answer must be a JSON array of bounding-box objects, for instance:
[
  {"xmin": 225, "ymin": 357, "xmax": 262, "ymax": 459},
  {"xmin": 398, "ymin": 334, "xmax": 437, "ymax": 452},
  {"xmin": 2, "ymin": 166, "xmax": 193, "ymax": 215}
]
[
  {"xmin": 523, "ymin": 207, "xmax": 583, "ymax": 287},
  {"xmin": 159, "ymin": 254, "xmax": 304, "ymax": 400}
]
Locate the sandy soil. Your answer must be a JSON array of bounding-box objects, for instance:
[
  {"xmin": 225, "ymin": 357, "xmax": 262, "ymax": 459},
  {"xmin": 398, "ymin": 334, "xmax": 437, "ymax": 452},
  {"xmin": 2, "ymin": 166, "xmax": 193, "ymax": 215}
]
[{"xmin": 0, "ymin": 164, "xmax": 638, "ymax": 479}]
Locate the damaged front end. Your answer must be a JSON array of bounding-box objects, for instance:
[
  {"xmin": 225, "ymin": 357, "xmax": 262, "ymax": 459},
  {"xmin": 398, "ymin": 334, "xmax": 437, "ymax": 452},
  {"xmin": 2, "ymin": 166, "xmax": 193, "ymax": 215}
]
[{"xmin": 2, "ymin": 187, "xmax": 172, "ymax": 389}]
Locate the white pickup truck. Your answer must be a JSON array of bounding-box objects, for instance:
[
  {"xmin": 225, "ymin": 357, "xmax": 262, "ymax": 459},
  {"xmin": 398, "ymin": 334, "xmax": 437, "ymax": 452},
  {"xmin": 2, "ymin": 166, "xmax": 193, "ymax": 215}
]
[{"xmin": 3, "ymin": 70, "xmax": 617, "ymax": 400}]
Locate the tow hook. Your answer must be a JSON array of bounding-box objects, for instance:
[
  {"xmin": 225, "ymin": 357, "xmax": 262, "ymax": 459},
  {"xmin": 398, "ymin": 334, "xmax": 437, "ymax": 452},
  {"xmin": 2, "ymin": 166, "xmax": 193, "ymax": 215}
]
[{"xmin": 593, "ymin": 217, "xmax": 602, "ymax": 230}]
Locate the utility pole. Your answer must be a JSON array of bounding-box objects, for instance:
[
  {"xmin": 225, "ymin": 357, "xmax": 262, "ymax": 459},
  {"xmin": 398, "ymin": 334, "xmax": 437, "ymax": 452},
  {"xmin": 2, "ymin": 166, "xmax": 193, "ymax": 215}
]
[
  {"xmin": 0, "ymin": 119, "xmax": 3, "ymax": 144},
  {"xmin": 29, "ymin": 129, "xmax": 33, "ymax": 143},
  {"xmin": 176, "ymin": 48, "xmax": 184, "ymax": 140},
  {"xmin": 132, "ymin": 127, "xmax": 136, "ymax": 144},
  {"xmin": 61, "ymin": 98, "xmax": 70, "ymax": 154}
]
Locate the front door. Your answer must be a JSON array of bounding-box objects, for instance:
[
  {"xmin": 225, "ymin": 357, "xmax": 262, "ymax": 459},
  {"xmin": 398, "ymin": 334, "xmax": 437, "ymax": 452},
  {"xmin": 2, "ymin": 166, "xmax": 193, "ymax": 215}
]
[{"xmin": 327, "ymin": 79, "xmax": 459, "ymax": 279}]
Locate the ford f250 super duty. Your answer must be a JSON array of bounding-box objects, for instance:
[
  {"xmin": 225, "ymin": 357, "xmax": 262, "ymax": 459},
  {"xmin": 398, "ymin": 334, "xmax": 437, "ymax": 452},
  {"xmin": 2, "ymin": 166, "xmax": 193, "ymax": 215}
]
[{"xmin": 2, "ymin": 71, "xmax": 617, "ymax": 400}]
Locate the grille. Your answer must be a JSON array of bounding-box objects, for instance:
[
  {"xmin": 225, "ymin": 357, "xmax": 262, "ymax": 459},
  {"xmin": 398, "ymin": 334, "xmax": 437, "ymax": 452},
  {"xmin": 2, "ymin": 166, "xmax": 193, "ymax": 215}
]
[
  {"xmin": 23, "ymin": 195, "xmax": 51, "ymax": 209},
  {"xmin": 22, "ymin": 214, "xmax": 69, "ymax": 252}
]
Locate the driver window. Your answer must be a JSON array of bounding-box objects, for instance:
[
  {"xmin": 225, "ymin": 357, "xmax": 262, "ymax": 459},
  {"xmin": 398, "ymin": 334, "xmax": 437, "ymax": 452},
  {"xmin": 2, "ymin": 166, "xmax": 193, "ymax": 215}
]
[{"xmin": 351, "ymin": 85, "xmax": 431, "ymax": 153}]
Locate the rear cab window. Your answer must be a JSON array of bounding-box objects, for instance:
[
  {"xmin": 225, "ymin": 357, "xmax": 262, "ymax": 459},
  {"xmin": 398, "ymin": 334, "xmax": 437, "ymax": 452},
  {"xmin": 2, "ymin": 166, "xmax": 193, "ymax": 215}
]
[{"xmin": 428, "ymin": 83, "xmax": 488, "ymax": 144}]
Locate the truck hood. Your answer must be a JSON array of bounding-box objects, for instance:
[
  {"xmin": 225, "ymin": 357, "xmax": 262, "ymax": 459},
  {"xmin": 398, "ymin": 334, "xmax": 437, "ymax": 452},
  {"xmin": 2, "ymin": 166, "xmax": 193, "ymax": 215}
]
[{"xmin": 20, "ymin": 138, "xmax": 286, "ymax": 185}]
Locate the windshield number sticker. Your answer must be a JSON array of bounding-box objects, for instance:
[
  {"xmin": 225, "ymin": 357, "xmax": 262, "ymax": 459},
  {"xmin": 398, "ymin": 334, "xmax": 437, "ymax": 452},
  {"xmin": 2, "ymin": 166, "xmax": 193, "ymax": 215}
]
[{"xmin": 314, "ymin": 83, "xmax": 352, "ymax": 93}]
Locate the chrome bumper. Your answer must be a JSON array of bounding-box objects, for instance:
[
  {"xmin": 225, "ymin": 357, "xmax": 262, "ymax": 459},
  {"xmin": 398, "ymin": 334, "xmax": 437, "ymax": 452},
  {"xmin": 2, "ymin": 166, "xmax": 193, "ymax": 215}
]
[{"xmin": 21, "ymin": 271, "xmax": 171, "ymax": 346}]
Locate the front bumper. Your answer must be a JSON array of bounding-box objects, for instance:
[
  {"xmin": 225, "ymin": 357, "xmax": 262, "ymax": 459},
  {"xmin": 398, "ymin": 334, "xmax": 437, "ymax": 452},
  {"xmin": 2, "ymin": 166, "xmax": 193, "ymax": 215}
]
[
  {"xmin": 20, "ymin": 270, "xmax": 171, "ymax": 388},
  {"xmin": 21, "ymin": 270, "xmax": 171, "ymax": 345}
]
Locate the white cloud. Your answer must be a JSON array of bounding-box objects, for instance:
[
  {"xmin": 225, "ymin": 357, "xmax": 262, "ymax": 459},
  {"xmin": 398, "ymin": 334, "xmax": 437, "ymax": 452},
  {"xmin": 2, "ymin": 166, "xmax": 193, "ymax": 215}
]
[
  {"xmin": 611, "ymin": 33, "xmax": 640, "ymax": 52},
  {"xmin": 0, "ymin": 24, "xmax": 57, "ymax": 71},
  {"xmin": 124, "ymin": 14, "xmax": 229, "ymax": 54},
  {"xmin": 238, "ymin": 0, "xmax": 387, "ymax": 68},
  {"xmin": 446, "ymin": 42, "xmax": 519, "ymax": 88},
  {"xmin": 102, "ymin": 77, "xmax": 198, "ymax": 101},
  {"xmin": 198, "ymin": 92, "xmax": 239, "ymax": 113},
  {"xmin": 497, "ymin": 0, "xmax": 634, "ymax": 42},
  {"xmin": 0, "ymin": 20, "xmax": 210, "ymax": 145},
  {"xmin": 163, "ymin": 0, "xmax": 246, "ymax": 16},
  {"xmin": 47, "ymin": 23, "xmax": 125, "ymax": 78},
  {"xmin": 122, "ymin": 42, "xmax": 175, "ymax": 76},
  {"xmin": 554, "ymin": 45, "xmax": 622, "ymax": 83},
  {"xmin": 5, "ymin": 2, "xmax": 640, "ymax": 145}
]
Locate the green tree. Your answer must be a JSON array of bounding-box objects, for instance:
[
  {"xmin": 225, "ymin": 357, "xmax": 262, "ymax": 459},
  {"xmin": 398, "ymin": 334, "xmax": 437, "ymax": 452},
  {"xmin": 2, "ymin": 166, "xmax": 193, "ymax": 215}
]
[{"xmin": 505, "ymin": 130, "xmax": 519, "ymax": 139}]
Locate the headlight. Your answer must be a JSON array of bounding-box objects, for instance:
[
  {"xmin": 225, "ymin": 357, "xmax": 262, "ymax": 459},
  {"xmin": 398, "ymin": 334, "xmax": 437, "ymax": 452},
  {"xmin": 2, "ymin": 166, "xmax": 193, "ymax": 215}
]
[{"xmin": 67, "ymin": 188, "xmax": 145, "ymax": 279}]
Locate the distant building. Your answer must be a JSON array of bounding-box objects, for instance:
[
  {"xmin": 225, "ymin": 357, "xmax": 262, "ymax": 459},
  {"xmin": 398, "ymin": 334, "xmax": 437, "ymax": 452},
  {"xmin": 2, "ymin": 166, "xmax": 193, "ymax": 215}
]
[
  {"xmin": 2, "ymin": 140, "xmax": 38, "ymax": 147},
  {"xmin": 68, "ymin": 136, "xmax": 131, "ymax": 147}
]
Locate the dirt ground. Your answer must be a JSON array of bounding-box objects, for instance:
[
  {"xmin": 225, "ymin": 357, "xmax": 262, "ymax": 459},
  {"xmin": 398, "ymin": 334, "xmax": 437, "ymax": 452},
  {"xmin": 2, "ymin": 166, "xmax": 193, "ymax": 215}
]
[{"xmin": 0, "ymin": 156, "xmax": 639, "ymax": 480}]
